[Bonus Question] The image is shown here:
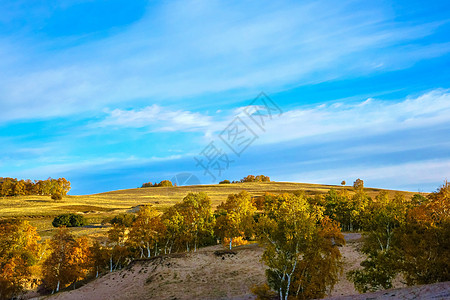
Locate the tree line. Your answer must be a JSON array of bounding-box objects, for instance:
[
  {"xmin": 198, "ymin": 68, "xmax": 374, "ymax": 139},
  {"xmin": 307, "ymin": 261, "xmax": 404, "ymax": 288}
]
[
  {"xmin": 141, "ymin": 180, "xmax": 174, "ymax": 188},
  {"xmin": 0, "ymin": 180, "xmax": 448, "ymax": 299},
  {"xmin": 0, "ymin": 177, "xmax": 71, "ymax": 197},
  {"xmin": 220, "ymin": 174, "xmax": 271, "ymax": 184},
  {"xmin": 142, "ymin": 174, "xmax": 271, "ymax": 188}
]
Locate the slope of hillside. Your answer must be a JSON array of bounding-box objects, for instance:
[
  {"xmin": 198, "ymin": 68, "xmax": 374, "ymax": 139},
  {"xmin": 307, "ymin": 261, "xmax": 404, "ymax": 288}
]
[
  {"xmin": 0, "ymin": 181, "xmax": 416, "ymax": 218},
  {"xmin": 37, "ymin": 234, "xmax": 360, "ymax": 299},
  {"xmin": 38, "ymin": 233, "xmax": 449, "ymax": 300},
  {"xmin": 44, "ymin": 244, "xmax": 267, "ymax": 300},
  {"xmin": 0, "ymin": 181, "xmax": 419, "ymax": 240}
]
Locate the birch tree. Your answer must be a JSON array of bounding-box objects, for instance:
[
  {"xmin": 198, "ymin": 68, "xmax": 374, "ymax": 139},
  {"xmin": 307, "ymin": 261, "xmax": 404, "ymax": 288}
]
[
  {"xmin": 174, "ymin": 192, "xmax": 214, "ymax": 252},
  {"xmin": 106, "ymin": 223, "xmax": 130, "ymax": 272},
  {"xmin": 348, "ymin": 191, "xmax": 407, "ymax": 292},
  {"xmin": 215, "ymin": 191, "xmax": 255, "ymax": 249},
  {"xmin": 129, "ymin": 205, "xmax": 165, "ymax": 258},
  {"xmin": 257, "ymin": 193, "xmax": 343, "ymax": 300}
]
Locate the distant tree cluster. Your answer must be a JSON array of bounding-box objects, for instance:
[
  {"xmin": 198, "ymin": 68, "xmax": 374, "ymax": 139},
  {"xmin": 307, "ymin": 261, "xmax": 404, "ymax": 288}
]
[
  {"xmin": 316, "ymin": 186, "xmax": 370, "ymax": 231},
  {"xmin": 220, "ymin": 175, "xmax": 272, "ymax": 184},
  {"xmin": 141, "ymin": 180, "xmax": 174, "ymax": 188},
  {"xmin": 240, "ymin": 175, "xmax": 271, "ymax": 183},
  {"xmin": 0, "ymin": 177, "xmax": 71, "ymax": 197}
]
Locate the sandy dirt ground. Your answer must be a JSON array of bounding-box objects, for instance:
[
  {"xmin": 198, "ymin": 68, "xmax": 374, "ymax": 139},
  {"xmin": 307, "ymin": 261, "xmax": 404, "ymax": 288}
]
[
  {"xmin": 327, "ymin": 281, "xmax": 450, "ymax": 300},
  {"xmin": 37, "ymin": 234, "xmax": 449, "ymax": 300},
  {"xmin": 43, "ymin": 244, "xmax": 267, "ymax": 300}
]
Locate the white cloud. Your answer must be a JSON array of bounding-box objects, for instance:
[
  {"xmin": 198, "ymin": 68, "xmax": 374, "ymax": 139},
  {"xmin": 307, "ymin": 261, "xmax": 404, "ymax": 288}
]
[
  {"xmin": 95, "ymin": 89, "xmax": 450, "ymax": 141},
  {"xmin": 250, "ymin": 89, "xmax": 450, "ymax": 145},
  {"xmin": 0, "ymin": 0, "xmax": 449, "ymax": 122},
  {"xmin": 97, "ymin": 105, "xmax": 212, "ymax": 131}
]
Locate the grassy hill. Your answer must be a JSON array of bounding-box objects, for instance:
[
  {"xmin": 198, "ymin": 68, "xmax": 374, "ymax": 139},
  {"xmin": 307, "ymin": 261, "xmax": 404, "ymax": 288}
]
[
  {"xmin": 0, "ymin": 181, "xmax": 419, "ymax": 239},
  {"xmin": 0, "ymin": 182, "xmax": 433, "ymax": 299}
]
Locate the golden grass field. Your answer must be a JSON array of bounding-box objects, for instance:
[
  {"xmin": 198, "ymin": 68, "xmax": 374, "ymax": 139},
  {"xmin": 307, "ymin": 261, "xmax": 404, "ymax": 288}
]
[{"xmin": 0, "ymin": 181, "xmax": 419, "ymax": 239}]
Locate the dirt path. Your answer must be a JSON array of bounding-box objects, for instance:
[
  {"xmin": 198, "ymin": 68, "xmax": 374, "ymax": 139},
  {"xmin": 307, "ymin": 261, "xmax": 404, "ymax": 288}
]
[{"xmin": 328, "ymin": 233, "xmax": 364, "ymax": 297}]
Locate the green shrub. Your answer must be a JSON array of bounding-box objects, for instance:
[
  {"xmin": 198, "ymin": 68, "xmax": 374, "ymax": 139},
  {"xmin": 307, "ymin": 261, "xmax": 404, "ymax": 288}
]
[
  {"xmin": 251, "ymin": 283, "xmax": 276, "ymax": 300},
  {"xmin": 51, "ymin": 193, "xmax": 63, "ymax": 200},
  {"xmin": 110, "ymin": 214, "xmax": 136, "ymax": 227},
  {"xmin": 219, "ymin": 180, "xmax": 231, "ymax": 184},
  {"xmin": 52, "ymin": 213, "xmax": 87, "ymax": 227},
  {"xmin": 101, "ymin": 216, "xmax": 113, "ymax": 225}
]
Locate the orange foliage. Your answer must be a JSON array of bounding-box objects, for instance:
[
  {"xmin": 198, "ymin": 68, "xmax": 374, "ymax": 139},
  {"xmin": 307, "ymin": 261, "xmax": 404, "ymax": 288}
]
[
  {"xmin": 0, "ymin": 219, "xmax": 40, "ymax": 299},
  {"xmin": 222, "ymin": 236, "xmax": 249, "ymax": 247}
]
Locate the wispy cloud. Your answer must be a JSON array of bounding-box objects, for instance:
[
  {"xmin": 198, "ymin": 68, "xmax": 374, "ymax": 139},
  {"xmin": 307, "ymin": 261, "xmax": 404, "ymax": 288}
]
[
  {"xmin": 97, "ymin": 105, "xmax": 212, "ymax": 131},
  {"xmin": 0, "ymin": 0, "xmax": 449, "ymax": 122},
  {"xmin": 250, "ymin": 89, "xmax": 450, "ymax": 145},
  {"xmin": 92, "ymin": 89, "xmax": 450, "ymax": 144}
]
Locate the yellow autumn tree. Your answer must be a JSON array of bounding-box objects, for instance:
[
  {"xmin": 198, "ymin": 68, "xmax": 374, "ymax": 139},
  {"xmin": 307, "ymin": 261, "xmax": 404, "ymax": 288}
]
[
  {"xmin": 42, "ymin": 228, "xmax": 93, "ymax": 293},
  {"xmin": 106, "ymin": 222, "xmax": 130, "ymax": 272},
  {"xmin": 172, "ymin": 192, "xmax": 215, "ymax": 252},
  {"xmin": 161, "ymin": 206, "xmax": 184, "ymax": 254},
  {"xmin": 257, "ymin": 193, "xmax": 344, "ymax": 300},
  {"xmin": 394, "ymin": 181, "xmax": 450, "ymax": 285},
  {"xmin": 215, "ymin": 191, "xmax": 256, "ymax": 249},
  {"xmin": 128, "ymin": 205, "xmax": 165, "ymax": 258},
  {"xmin": 0, "ymin": 219, "xmax": 40, "ymax": 299}
]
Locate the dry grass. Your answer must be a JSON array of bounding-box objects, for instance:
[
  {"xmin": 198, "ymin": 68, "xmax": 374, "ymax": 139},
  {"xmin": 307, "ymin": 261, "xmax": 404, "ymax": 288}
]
[{"xmin": 0, "ymin": 182, "xmax": 419, "ymax": 239}]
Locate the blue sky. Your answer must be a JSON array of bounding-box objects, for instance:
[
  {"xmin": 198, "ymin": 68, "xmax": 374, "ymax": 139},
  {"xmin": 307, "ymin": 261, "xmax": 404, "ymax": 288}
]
[{"xmin": 1, "ymin": 0, "xmax": 449, "ymax": 194}]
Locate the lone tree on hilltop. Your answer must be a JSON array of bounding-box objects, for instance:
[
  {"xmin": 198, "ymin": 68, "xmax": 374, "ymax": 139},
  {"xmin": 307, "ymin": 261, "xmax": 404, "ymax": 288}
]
[{"xmin": 353, "ymin": 178, "xmax": 364, "ymax": 190}]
